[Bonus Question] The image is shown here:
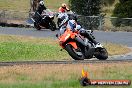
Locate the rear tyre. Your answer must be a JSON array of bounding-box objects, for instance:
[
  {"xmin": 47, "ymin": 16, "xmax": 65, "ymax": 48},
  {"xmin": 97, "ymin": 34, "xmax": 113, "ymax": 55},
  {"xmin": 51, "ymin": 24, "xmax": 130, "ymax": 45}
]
[
  {"xmin": 94, "ymin": 48, "xmax": 108, "ymax": 60},
  {"xmin": 34, "ymin": 22, "xmax": 41, "ymax": 30},
  {"xmin": 65, "ymin": 44, "xmax": 84, "ymax": 60}
]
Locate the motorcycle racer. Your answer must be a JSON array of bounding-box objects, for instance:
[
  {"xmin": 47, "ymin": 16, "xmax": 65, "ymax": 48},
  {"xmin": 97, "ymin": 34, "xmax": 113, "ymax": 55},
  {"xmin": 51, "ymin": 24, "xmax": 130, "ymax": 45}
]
[
  {"xmin": 36, "ymin": 0, "xmax": 47, "ymax": 15},
  {"xmin": 57, "ymin": 13, "xmax": 102, "ymax": 48}
]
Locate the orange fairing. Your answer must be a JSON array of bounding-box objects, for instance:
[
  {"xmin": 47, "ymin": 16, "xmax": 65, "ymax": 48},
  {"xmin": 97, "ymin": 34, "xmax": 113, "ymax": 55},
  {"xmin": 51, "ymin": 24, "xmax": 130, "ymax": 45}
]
[
  {"xmin": 59, "ymin": 29, "xmax": 71, "ymax": 42},
  {"xmin": 59, "ymin": 28, "xmax": 78, "ymax": 49},
  {"xmin": 59, "ymin": 29, "xmax": 76, "ymax": 43},
  {"xmin": 68, "ymin": 42, "xmax": 78, "ymax": 49}
]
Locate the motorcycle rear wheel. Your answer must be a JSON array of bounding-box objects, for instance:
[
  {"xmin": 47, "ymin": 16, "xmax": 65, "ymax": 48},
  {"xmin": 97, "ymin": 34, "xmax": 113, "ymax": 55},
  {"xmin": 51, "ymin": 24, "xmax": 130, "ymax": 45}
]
[
  {"xmin": 94, "ymin": 48, "xmax": 108, "ymax": 60},
  {"xmin": 65, "ymin": 44, "xmax": 84, "ymax": 60}
]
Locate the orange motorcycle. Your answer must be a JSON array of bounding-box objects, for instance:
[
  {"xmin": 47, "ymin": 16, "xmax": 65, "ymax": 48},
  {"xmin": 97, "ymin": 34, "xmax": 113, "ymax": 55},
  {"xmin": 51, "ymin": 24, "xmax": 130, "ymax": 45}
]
[{"xmin": 57, "ymin": 28, "xmax": 108, "ymax": 60}]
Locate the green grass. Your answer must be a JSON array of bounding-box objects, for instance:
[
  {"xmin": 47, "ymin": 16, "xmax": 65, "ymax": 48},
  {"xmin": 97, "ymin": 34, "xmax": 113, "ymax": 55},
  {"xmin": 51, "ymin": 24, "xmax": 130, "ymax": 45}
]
[
  {"xmin": 0, "ymin": 35, "xmax": 130, "ymax": 61},
  {"xmin": 0, "ymin": 35, "xmax": 69, "ymax": 61},
  {"xmin": 0, "ymin": 42, "xmax": 69, "ymax": 61},
  {"xmin": 0, "ymin": 0, "xmax": 69, "ymax": 20},
  {"xmin": 0, "ymin": 80, "xmax": 80, "ymax": 88},
  {"xmin": 0, "ymin": 0, "xmax": 69, "ymax": 12},
  {"xmin": 0, "ymin": 63, "xmax": 131, "ymax": 88},
  {"xmin": 0, "ymin": 0, "xmax": 30, "ymax": 11},
  {"xmin": 0, "ymin": 0, "xmax": 119, "ymax": 15},
  {"xmin": 45, "ymin": 0, "xmax": 69, "ymax": 12}
]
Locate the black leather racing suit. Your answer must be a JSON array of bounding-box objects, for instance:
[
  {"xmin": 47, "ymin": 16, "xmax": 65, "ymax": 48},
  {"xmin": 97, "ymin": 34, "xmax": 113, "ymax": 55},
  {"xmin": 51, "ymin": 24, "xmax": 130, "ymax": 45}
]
[{"xmin": 36, "ymin": 4, "xmax": 47, "ymax": 15}]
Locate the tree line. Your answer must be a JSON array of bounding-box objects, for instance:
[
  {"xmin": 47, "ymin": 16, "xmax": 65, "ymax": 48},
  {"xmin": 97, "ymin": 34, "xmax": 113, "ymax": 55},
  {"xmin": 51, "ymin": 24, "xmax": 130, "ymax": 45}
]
[{"xmin": 69, "ymin": 0, "xmax": 132, "ymax": 27}]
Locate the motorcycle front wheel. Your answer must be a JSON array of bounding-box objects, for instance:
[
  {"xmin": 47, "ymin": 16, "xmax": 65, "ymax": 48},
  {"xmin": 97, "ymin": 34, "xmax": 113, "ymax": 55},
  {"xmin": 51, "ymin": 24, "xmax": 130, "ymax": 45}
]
[
  {"xmin": 65, "ymin": 44, "xmax": 84, "ymax": 60},
  {"xmin": 34, "ymin": 22, "xmax": 41, "ymax": 30},
  {"xmin": 94, "ymin": 48, "xmax": 108, "ymax": 60},
  {"xmin": 49, "ymin": 21, "xmax": 56, "ymax": 31}
]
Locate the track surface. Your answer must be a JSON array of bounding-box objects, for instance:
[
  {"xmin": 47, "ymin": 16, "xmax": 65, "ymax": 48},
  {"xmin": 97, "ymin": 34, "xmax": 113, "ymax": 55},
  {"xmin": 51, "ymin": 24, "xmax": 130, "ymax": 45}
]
[
  {"xmin": 0, "ymin": 27, "xmax": 132, "ymax": 47},
  {"xmin": 0, "ymin": 27, "xmax": 132, "ymax": 60},
  {"xmin": 0, "ymin": 60, "xmax": 132, "ymax": 66}
]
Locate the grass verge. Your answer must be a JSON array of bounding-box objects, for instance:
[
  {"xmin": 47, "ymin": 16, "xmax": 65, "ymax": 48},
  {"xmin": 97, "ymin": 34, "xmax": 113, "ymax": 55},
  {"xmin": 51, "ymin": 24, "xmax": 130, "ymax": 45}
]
[
  {"xmin": 0, "ymin": 35, "xmax": 69, "ymax": 61},
  {"xmin": 104, "ymin": 42, "xmax": 131, "ymax": 56},
  {"xmin": 0, "ymin": 34, "xmax": 131, "ymax": 61},
  {"xmin": 0, "ymin": 62, "xmax": 131, "ymax": 88},
  {"xmin": 0, "ymin": 0, "xmax": 69, "ymax": 12}
]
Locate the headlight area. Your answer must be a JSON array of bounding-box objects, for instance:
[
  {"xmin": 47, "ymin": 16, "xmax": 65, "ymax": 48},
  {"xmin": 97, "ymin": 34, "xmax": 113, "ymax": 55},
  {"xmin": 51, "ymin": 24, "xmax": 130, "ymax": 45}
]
[
  {"xmin": 65, "ymin": 34, "xmax": 71, "ymax": 41},
  {"xmin": 49, "ymin": 16, "xmax": 54, "ymax": 18}
]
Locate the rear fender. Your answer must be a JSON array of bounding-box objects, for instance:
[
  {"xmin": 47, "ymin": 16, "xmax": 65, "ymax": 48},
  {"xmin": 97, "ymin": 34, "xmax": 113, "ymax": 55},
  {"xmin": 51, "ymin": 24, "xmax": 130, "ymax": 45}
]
[{"xmin": 68, "ymin": 42, "xmax": 78, "ymax": 49}]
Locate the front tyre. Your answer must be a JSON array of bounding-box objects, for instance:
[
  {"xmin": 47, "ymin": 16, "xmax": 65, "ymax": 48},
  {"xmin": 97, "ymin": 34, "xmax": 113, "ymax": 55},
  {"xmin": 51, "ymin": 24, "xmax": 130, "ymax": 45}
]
[
  {"xmin": 94, "ymin": 48, "xmax": 108, "ymax": 60},
  {"xmin": 65, "ymin": 44, "xmax": 84, "ymax": 60},
  {"xmin": 49, "ymin": 21, "xmax": 56, "ymax": 31},
  {"xmin": 34, "ymin": 22, "xmax": 41, "ymax": 30}
]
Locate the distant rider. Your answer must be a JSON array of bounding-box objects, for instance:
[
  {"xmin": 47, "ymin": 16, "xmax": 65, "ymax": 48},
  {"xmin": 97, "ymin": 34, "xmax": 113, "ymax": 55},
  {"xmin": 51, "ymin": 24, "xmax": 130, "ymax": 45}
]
[
  {"xmin": 59, "ymin": 3, "xmax": 70, "ymax": 13},
  {"xmin": 33, "ymin": 0, "xmax": 47, "ymax": 23},
  {"xmin": 58, "ymin": 3, "xmax": 78, "ymax": 28},
  {"xmin": 36, "ymin": 0, "xmax": 47, "ymax": 15}
]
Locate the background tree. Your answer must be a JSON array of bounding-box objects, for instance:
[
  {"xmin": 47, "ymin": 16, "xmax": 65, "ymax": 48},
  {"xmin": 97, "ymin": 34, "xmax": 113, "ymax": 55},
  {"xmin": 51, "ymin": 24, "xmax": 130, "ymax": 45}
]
[
  {"xmin": 69, "ymin": 0, "xmax": 103, "ymax": 30},
  {"xmin": 30, "ymin": 0, "xmax": 42, "ymax": 12},
  {"xmin": 102, "ymin": 0, "xmax": 115, "ymax": 6},
  {"xmin": 111, "ymin": 0, "xmax": 132, "ymax": 27},
  {"xmin": 69, "ymin": 0, "xmax": 101, "ymax": 16}
]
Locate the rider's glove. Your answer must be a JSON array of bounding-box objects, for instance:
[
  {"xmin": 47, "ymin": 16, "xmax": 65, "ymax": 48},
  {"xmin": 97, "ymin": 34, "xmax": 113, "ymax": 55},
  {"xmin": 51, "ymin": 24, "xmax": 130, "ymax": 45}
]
[{"xmin": 75, "ymin": 25, "xmax": 81, "ymax": 31}]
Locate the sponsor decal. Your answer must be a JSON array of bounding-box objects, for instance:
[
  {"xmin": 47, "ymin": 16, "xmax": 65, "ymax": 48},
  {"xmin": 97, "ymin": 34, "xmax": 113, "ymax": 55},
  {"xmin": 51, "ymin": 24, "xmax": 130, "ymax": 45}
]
[{"xmin": 80, "ymin": 69, "xmax": 131, "ymax": 86}]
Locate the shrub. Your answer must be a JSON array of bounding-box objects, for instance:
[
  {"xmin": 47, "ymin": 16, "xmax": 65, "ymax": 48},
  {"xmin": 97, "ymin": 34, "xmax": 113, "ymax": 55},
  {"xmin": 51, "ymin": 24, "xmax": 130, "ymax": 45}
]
[
  {"xmin": 69, "ymin": 0, "xmax": 102, "ymax": 30},
  {"xmin": 102, "ymin": 0, "xmax": 115, "ymax": 6},
  {"xmin": 111, "ymin": 0, "xmax": 132, "ymax": 27}
]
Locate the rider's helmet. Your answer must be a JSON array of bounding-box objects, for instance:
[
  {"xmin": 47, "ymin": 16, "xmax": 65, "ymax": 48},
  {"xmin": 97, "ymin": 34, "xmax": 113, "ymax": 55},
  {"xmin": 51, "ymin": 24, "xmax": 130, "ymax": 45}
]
[
  {"xmin": 39, "ymin": 0, "xmax": 44, "ymax": 5},
  {"xmin": 57, "ymin": 13, "xmax": 69, "ymax": 27},
  {"xmin": 67, "ymin": 20, "xmax": 77, "ymax": 30},
  {"xmin": 61, "ymin": 3, "xmax": 67, "ymax": 9}
]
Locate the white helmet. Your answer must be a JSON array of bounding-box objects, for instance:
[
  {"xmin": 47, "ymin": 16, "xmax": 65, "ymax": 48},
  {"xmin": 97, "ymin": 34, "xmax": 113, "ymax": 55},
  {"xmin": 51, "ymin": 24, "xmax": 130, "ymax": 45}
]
[
  {"xmin": 39, "ymin": 1, "xmax": 44, "ymax": 5},
  {"xmin": 58, "ymin": 13, "xmax": 69, "ymax": 27}
]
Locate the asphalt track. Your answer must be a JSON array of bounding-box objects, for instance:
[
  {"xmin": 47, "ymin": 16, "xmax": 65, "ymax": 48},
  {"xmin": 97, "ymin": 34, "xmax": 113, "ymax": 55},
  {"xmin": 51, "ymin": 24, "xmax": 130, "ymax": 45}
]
[
  {"xmin": 0, "ymin": 27, "xmax": 132, "ymax": 47},
  {"xmin": 0, "ymin": 60, "xmax": 132, "ymax": 66},
  {"xmin": 0, "ymin": 27, "xmax": 132, "ymax": 61}
]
